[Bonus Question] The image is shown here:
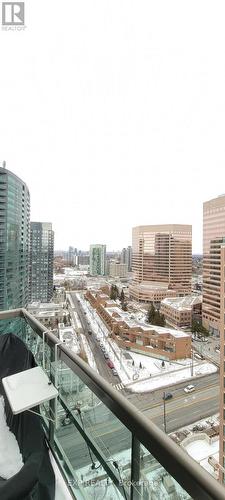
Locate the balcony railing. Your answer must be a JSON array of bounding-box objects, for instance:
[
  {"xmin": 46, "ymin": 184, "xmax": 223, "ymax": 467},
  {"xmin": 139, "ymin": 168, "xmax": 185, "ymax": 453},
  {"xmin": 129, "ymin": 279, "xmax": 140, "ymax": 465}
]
[{"xmin": 0, "ymin": 308, "xmax": 224, "ymax": 500}]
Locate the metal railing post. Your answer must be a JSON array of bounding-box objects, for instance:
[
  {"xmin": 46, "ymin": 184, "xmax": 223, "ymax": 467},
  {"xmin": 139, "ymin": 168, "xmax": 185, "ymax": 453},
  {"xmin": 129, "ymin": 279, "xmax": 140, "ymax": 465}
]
[
  {"xmin": 131, "ymin": 435, "xmax": 141, "ymax": 500},
  {"xmin": 49, "ymin": 344, "xmax": 55, "ymax": 447}
]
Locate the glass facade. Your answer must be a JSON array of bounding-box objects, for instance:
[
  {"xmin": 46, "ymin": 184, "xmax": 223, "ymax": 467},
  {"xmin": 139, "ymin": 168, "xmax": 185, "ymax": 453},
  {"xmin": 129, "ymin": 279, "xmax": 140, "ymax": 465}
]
[
  {"xmin": 0, "ymin": 167, "xmax": 30, "ymax": 312},
  {"xmin": 89, "ymin": 244, "xmax": 106, "ymax": 276},
  {"xmin": 29, "ymin": 222, "xmax": 54, "ymax": 302}
]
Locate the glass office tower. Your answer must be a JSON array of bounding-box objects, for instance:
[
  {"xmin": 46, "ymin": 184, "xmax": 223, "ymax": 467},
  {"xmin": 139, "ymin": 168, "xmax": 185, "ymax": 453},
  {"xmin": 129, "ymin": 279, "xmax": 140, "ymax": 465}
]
[
  {"xmin": 0, "ymin": 166, "xmax": 30, "ymax": 311},
  {"xmin": 29, "ymin": 222, "xmax": 54, "ymax": 302},
  {"xmin": 89, "ymin": 244, "xmax": 106, "ymax": 276}
]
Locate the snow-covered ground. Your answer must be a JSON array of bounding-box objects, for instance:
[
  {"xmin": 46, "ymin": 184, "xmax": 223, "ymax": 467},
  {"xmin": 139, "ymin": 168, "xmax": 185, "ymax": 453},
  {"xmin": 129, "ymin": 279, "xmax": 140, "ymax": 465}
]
[
  {"xmin": 0, "ymin": 396, "xmax": 23, "ymax": 479},
  {"xmin": 50, "ymin": 452, "xmax": 74, "ymax": 500},
  {"xmin": 76, "ymin": 293, "xmax": 217, "ymax": 393},
  {"xmin": 80, "ymin": 333, "xmax": 98, "ymax": 372},
  {"xmin": 172, "ymin": 414, "xmax": 220, "ymax": 479},
  {"xmin": 185, "ymin": 438, "xmax": 219, "ymax": 475}
]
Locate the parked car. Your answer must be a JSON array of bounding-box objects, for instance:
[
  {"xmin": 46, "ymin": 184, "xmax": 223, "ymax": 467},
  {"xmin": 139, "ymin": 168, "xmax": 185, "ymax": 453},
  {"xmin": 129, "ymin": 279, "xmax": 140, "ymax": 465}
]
[
  {"xmin": 88, "ymin": 330, "xmax": 92, "ymax": 335},
  {"xmin": 104, "ymin": 353, "xmax": 109, "ymax": 359},
  {"xmin": 192, "ymin": 424, "xmax": 204, "ymax": 432},
  {"xmin": 163, "ymin": 393, "xmax": 173, "ymax": 401},
  {"xmin": 100, "ymin": 346, "xmax": 106, "ymax": 352},
  {"xmin": 184, "ymin": 385, "xmax": 195, "ymax": 393},
  {"xmin": 194, "ymin": 353, "xmax": 202, "ymax": 360},
  {"xmin": 112, "ymin": 369, "xmax": 118, "ymax": 376},
  {"xmin": 107, "ymin": 360, "xmax": 114, "ymax": 369}
]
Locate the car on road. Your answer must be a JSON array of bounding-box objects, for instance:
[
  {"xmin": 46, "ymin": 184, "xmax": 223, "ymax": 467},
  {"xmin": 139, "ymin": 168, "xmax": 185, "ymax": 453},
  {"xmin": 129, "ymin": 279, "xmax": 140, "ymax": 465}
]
[
  {"xmin": 112, "ymin": 369, "xmax": 118, "ymax": 376},
  {"xmin": 192, "ymin": 423, "xmax": 205, "ymax": 432},
  {"xmin": 194, "ymin": 353, "xmax": 202, "ymax": 360},
  {"xmin": 163, "ymin": 393, "xmax": 173, "ymax": 401},
  {"xmin": 184, "ymin": 384, "xmax": 195, "ymax": 393},
  {"xmin": 107, "ymin": 360, "xmax": 114, "ymax": 369}
]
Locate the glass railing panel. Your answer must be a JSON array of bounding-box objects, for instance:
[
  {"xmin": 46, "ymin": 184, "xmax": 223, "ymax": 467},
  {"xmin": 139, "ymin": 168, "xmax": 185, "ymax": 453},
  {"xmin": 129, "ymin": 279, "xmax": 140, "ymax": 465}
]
[
  {"xmin": 0, "ymin": 315, "xmax": 25, "ymax": 336},
  {"xmin": 52, "ymin": 398, "xmax": 125, "ymax": 500},
  {"xmin": 15, "ymin": 327, "xmax": 132, "ymax": 499},
  {"xmin": 139, "ymin": 444, "xmax": 192, "ymax": 499},
  {"xmin": 52, "ymin": 358, "xmax": 132, "ymax": 498},
  {"xmin": 21, "ymin": 321, "xmax": 53, "ymax": 373}
]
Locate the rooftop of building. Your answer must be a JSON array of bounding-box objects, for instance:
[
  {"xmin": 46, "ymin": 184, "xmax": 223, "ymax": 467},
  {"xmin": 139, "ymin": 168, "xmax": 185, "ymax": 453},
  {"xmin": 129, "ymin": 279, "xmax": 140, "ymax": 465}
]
[
  {"xmin": 104, "ymin": 306, "xmax": 189, "ymax": 338},
  {"xmin": 132, "ymin": 224, "xmax": 192, "ymax": 232},
  {"xmin": 130, "ymin": 281, "xmax": 170, "ymax": 291},
  {"xmin": 0, "ymin": 165, "xmax": 30, "ymax": 193},
  {"xmin": 28, "ymin": 302, "xmax": 64, "ymax": 311},
  {"xmin": 203, "ymin": 193, "xmax": 225, "ymax": 208},
  {"xmin": 161, "ymin": 295, "xmax": 202, "ymax": 311}
]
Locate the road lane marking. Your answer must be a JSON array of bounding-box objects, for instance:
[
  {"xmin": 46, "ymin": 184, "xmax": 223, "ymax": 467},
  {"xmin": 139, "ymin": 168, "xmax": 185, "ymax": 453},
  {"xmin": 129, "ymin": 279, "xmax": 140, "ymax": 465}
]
[
  {"xmin": 112, "ymin": 383, "xmax": 125, "ymax": 391},
  {"xmin": 140, "ymin": 381, "xmax": 219, "ymax": 412},
  {"xmin": 146, "ymin": 394, "xmax": 219, "ymax": 419}
]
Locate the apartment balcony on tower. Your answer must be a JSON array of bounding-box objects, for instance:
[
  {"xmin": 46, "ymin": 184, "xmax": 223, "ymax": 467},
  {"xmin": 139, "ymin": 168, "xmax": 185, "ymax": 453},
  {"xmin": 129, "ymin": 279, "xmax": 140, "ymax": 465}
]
[{"xmin": 0, "ymin": 308, "xmax": 224, "ymax": 499}]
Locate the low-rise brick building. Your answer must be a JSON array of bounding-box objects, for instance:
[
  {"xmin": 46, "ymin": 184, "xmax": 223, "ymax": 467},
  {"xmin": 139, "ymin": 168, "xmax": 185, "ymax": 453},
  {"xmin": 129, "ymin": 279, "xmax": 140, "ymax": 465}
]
[
  {"xmin": 86, "ymin": 290, "xmax": 191, "ymax": 360},
  {"xmin": 160, "ymin": 296, "xmax": 202, "ymax": 329}
]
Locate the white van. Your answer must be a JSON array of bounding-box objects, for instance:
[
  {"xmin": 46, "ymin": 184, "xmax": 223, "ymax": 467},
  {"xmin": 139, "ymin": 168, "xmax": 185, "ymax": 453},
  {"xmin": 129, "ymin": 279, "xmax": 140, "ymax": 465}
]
[{"xmin": 184, "ymin": 384, "xmax": 195, "ymax": 393}]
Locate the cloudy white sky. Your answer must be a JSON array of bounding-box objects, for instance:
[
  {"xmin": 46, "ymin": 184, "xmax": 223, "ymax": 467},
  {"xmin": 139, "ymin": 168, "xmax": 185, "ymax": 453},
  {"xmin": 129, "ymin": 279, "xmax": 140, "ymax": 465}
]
[{"xmin": 1, "ymin": 1, "xmax": 225, "ymax": 252}]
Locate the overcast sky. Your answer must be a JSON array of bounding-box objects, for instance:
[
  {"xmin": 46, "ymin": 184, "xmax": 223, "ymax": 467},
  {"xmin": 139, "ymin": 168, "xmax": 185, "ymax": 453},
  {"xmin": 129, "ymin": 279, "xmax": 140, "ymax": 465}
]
[{"xmin": 1, "ymin": 1, "xmax": 225, "ymax": 252}]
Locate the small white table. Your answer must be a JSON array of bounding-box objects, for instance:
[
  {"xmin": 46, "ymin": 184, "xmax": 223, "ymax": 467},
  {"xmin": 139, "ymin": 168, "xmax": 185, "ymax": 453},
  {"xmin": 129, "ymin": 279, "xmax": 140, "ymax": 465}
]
[{"xmin": 2, "ymin": 366, "xmax": 58, "ymax": 415}]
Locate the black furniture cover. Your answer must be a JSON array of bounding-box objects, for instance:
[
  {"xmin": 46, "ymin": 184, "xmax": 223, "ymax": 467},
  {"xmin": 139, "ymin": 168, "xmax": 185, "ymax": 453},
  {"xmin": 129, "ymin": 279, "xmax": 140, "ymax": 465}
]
[{"xmin": 0, "ymin": 333, "xmax": 55, "ymax": 500}]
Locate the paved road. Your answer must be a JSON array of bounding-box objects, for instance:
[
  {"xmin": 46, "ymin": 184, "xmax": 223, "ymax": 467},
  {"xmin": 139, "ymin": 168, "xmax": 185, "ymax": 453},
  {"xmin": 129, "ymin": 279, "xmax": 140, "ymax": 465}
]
[
  {"xmin": 68, "ymin": 292, "xmax": 120, "ymax": 386},
  {"xmin": 126, "ymin": 372, "xmax": 219, "ymax": 409}
]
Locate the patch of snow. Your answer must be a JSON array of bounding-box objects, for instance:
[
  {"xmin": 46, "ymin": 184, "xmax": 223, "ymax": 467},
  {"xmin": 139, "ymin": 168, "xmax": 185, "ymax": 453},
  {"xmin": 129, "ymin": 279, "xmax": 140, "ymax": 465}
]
[
  {"xmin": 80, "ymin": 334, "xmax": 98, "ymax": 373},
  {"xmin": 50, "ymin": 452, "xmax": 74, "ymax": 500},
  {"xmin": 185, "ymin": 439, "xmax": 218, "ymax": 462},
  {"xmin": 0, "ymin": 396, "xmax": 23, "ymax": 479}
]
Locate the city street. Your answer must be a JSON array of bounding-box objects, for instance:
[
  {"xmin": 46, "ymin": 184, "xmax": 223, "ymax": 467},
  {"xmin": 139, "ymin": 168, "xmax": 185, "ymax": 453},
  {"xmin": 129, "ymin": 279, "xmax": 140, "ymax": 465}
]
[{"xmin": 68, "ymin": 291, "xmax": 122, "ymax": 386}]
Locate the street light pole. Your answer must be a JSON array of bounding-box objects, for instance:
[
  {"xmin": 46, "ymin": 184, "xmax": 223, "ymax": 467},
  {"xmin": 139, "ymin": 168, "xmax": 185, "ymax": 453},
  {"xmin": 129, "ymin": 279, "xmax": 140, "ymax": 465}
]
[
  {"xmin": 191, "ymin": 349, "xmax": 194, "ymax": 377},
  {"xmin": 163, "ymin": 392, "xmax": 167, "ymax": 433}
]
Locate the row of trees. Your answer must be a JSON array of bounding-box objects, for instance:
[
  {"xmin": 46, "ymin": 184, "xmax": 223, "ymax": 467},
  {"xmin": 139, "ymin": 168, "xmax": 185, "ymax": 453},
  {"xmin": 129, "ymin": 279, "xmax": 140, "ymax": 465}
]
[
  {"xmin": 110, "ymin": 285, "xmax": 127, "ymax": 311},
  {"xmin": 191, "ymin": 318, "xmax": 209, "ymax": 338},
  {"xmin": 146, "ymin": 304, "xmax": 165, "ymax": 327}
]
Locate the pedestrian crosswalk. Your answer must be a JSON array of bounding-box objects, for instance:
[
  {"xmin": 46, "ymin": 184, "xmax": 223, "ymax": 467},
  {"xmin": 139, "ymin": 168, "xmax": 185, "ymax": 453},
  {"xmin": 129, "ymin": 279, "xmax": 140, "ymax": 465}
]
[{"xmin": 112, "ymin": 382, "xmax": 124, "ymax": 391}]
